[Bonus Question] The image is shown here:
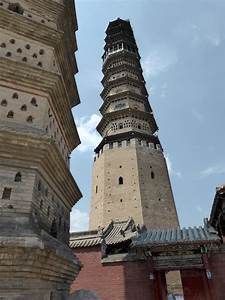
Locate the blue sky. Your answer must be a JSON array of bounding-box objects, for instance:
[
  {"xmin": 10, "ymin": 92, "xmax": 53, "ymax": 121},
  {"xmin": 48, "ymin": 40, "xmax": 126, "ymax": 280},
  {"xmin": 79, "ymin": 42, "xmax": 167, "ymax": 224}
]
[{"xmin": 70, "ymin": 0, "xmax": 225, "ymax": 231}]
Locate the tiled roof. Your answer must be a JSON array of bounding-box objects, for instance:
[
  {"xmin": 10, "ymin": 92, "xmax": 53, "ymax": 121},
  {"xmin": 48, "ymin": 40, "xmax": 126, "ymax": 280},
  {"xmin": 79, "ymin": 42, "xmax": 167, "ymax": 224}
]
[
  {"xmin": 70, "ymin": 219, "xmax": 220, "ymax": 250},
  {"xmin": 70, "ymin": 230, "xmax": 102, "ymax": 248},
  {"xmin": 104, "ymin": 219, "xmax": 137, "ymax": 245},
  {"xmin": 70, "ymin": 218, "xmax": 136, "ymax": 248},
  {"xmin": 132, "ymin": 224, "xmax": 220, "ymax": 249}
]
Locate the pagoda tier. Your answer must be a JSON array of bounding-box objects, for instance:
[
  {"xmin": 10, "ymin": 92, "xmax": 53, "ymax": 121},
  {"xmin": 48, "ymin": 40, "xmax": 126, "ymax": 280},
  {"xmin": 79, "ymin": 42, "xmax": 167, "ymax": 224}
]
[{"xmin": 99, "ymin": 90, "xmax": 152, "ymax": 115}]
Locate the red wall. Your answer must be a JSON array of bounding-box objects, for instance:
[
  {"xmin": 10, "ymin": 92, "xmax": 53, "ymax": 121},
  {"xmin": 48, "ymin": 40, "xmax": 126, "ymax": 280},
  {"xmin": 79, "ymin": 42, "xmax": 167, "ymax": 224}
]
[
  {"xmin": 71, "ymin": 247, "xmax": 155, "ymax": 300},
  {"xmin": 208, "ymin": 252, "xmax": 225, "ymax": 299},
  {"xmin": 71, "ymin": 247, "xmax": 225, "ymax": 300},
  {"xmin": 181, "ymin": 251, "xmax": 225, "ymax": 300},
  {"xmin": 181, "ymin": 269, "xmax": 212, "ymax": 300}
]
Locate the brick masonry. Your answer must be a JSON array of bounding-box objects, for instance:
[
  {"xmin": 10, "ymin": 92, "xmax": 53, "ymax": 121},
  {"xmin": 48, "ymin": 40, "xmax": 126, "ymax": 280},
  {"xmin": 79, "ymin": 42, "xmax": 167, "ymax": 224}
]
[{"xmin": 71, "ymin": 247, "xmax": 155, "ymax": 300}]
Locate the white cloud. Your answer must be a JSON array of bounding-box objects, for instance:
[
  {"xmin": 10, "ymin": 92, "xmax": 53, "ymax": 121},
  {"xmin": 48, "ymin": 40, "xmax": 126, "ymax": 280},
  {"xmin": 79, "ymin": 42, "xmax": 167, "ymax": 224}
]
[
  {"xmin": 76, "ymin": 114, "xmax": 101, "ymax": 152},
  {"xmin": 70, "ymin": 208, "xmax": 89, "ymax": 232},
  {"xmin": 165, "ymin": 154, "xmax": 182, "ymax": 178},
  {"xmin": 200, "ymin": 165, "xmax": 225, "ymax": 177},
  {"xmin": 190, "ymin": 23, "xmax": 222, "ymax": 48},
  {"xmin": 206, "ymin": 34, "xmax": 221, "ymax": 47},
  {"xmin": 143, "ymin": 46, "xmax": 178, "ymax": 78}
]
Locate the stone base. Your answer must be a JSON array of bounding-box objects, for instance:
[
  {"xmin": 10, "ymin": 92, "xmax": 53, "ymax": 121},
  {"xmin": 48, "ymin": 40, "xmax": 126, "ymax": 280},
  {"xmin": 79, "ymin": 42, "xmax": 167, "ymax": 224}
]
[{"xmin": 0, "ymin": 232, "xmax": 81, "ymax": 300}]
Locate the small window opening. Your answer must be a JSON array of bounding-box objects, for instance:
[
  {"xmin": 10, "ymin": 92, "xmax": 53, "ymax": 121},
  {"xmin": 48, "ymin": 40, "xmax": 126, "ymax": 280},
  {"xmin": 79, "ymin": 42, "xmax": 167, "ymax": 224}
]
[
  {"xmin": 50, "ymin": 219, "xmax": 57, "ymax": 238},
  {"xmin": 126, "ymin": 139, "xmax": 130, "ymax": 146},
  {"xmin": 47, "ymin": 206, "xmax": 50, "ymax": 216},
  {"xmin": 96, "ymin": 185, "xmax": 98, "ymax": 194},
  {"xmin": 2, "ymin": 188, "xmax": 12, "ymax": 200},
  {"xmin": 12, "ymin": 93, "xmax": 18, "ymax": 99},
  {"xmin": 138, "ymin": 124, "xmax": 141, "ymax": 129},
  {"xmin": 20, "ymin": 104, "xmax": 27, "ymax": 111},
  {"xmin": 151, "ymin": 171, "xmax": 155, "ymax": 179},
  {"xmin": 59, "ymin": 216, "xmax": 62, "ymax": 228},
  {"xmin": 118, "ymin": 141, "xmax": 122, "ymax": 148},
  {"xmin": 37, "ymin": 180, "xmax": 41, "ymax": 191},
  {"xmin": 120, "ymin": 199, "xmax": 123, "ymax": 203},
  {"xmin": 119, "ymin": 123, "xmax": 123, "ymax": 129},
  {"xmin": 25, "ymin": 44, "xmax": 31, "ymax": 50},
  {"xmin": 7, "ymin": 111, "xmax": 14, "ymax": 118},
  {"xmin": 15, "ymin": 172, "xmax": 22, "ymax": 182},
  {"xmin": 109, "ymin": 142, "xmax": 113, "ymax": 149},
  {"xmin": 0, "ymin": 43, "xmax": 6, "ymax": 48},
  {"xmin": 26, "ymin": 115, "xmax": 33, "ymax": 123},
  {"xmin": 31, "ymin": 97, "xmax": 37, "ymax": 106},
  {"xmin": 8, "ymin": 3, "xmax": 24, "ymax": 15},
  {"xmin": 119, "ymin": 177, "xmax": 123, "ymax": 185},
  {"xmin": 1, "ymin": 99, "xmax": 7, "ymax": 106}
]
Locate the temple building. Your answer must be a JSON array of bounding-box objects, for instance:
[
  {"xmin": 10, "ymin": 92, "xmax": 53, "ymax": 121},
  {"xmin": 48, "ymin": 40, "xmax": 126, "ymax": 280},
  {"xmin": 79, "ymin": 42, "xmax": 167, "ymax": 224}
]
[
  {"xmin": 70, "ymin": 19, "xmax": 225, "ymax": 300},
  {"xmin": 0, "ymin": 1, "xmax": 82, "ymax": 299}
]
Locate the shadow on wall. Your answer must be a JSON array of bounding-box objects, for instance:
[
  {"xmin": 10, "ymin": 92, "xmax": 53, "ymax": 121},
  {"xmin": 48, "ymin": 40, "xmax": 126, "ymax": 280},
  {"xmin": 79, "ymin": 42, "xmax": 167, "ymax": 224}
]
[{"xmin": 68, "ymin": 289, "xmax": 101, "ymax": 300}]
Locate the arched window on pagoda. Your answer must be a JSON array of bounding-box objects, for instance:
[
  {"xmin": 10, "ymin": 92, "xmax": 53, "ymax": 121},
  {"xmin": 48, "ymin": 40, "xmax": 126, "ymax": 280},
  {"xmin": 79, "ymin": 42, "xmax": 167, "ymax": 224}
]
[
  {"xmin": 50, "ymin": 219, "xmax": 57, "ymax": 238},
  {"xmin": 119, "ymin": 177, "xmax": 123, "ymax": 185},
  {"xmin": 8, "ymin": 3, "xmax": 24, "ymax": 15},
  {"xmin": 15, "ymin": 172, "xmax": 22, "ymax": 182}
]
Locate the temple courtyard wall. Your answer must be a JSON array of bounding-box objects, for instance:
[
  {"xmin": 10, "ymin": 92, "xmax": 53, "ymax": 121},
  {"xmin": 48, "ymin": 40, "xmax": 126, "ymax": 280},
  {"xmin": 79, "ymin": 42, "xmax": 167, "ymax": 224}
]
[{"xmin": 71, "ymin": 246, "xmax": 225, "ymax": 300}]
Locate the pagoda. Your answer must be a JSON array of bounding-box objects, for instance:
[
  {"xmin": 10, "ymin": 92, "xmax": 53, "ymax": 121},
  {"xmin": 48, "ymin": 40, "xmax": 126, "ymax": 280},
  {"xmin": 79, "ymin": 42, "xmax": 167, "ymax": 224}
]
[
  {"xmin": 89, "ymin": 18, "xmax": 179, "ymax": 230},
  {"xmin": 0, "ymin": 1, "xmax": 82, "ymax": 299}
]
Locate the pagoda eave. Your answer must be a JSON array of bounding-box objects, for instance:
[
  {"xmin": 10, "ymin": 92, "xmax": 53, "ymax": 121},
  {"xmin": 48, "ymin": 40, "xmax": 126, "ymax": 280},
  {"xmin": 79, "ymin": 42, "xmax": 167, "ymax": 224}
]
[
  {"xmin": 0, "ymin": 129, "xmax": 82, "ymax": 207},
  {"xmin": 96, "ymin": 108, "xmax": 158, "ymax": 134}
]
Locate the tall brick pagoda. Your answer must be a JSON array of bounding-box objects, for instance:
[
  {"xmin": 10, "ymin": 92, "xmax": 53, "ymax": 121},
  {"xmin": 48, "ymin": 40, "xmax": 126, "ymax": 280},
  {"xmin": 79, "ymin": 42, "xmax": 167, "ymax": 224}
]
[
  {"xmin": 89, "ymin": 18, "xmax": 179, "ymax": 230},
  {"xmin": 0, "ymin": 1, "xmax": 82, "ymax": 299}
]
